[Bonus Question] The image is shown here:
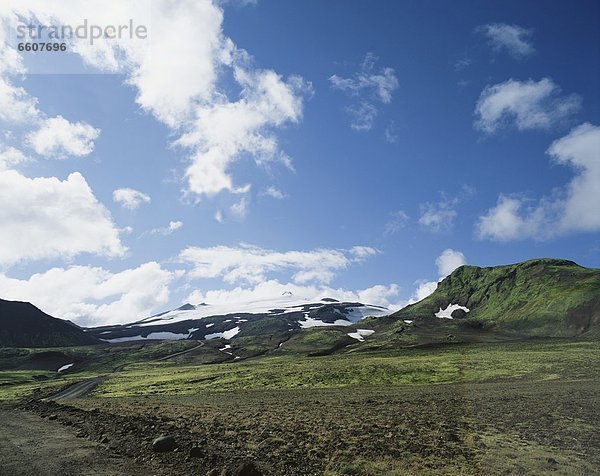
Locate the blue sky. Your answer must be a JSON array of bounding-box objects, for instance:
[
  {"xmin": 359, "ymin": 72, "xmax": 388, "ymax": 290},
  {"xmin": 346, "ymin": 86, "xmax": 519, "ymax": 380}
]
[{"xmin": 0, "ymin": 0, "xmax": 598, "ymax": 326}]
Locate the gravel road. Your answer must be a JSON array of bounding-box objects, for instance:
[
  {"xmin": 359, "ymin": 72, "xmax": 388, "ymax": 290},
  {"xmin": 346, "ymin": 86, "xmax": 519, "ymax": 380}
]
[{"xmin": 0, "ymin": 406, "xmax": 148, "ymax": 476}]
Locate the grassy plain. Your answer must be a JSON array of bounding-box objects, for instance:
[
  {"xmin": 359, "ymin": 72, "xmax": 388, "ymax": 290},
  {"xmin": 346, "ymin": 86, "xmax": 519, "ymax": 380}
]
[{"xmin": 1, "ymin": 339, "xmax": 598, "ymax": 474}]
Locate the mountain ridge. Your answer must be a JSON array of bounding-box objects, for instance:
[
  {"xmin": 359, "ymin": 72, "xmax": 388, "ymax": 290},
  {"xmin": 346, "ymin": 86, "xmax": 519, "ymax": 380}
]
[
  {"xmin": 0, "ymin": 298, "xmax": 100, "ymax": 348},
  {"xmin": 381, "ymin": 258, "xmax": 600, "ymax": 342}
]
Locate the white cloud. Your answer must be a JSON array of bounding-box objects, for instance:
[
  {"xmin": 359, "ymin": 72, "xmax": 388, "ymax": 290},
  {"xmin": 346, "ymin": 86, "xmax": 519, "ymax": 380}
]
[
  {"xmin": 478, "ymin": 23, "xmax": 535, "ymax": 59},
  {"xmin": 476, "ymin": 195, "xmax": 536, "ymax": 241},
  {"xmin": 2, "ymin": 0, "xmax": 309, "ymax": 199},
  {"xmin": 384, "ymin": 121, "xmax": 398, "ymax": 143},
  {"xmin": 419, "ymin": 188, "xmax": 473, "ymax": 232},
  {"xmin": 419, "ymin": 201, "xmax": 457, "ymax": 232},
  {"xmin": 411, "ymin": 280, "xmax": 439, "ymax": 302},
  {"xmin": 330, "ymin": 53, "xmax": 398, "ymax": 131},
  {"xmin": 330, "ymin": 53, "xmax": 398, "ymax": 103},
  {"xmin": 186, "ymin": 279, "xmax": 403, "ymax": 311},
  {"xmin": 407, "ymin": 249, "xmax": 467, "ymax": 303},
  {"xmin": 179, "ymin": 243, "xmax": 378, "ymax": 285},
  {"xmin": 0, "ymin": 146, "xmax": 29, "ymax": 169},
  {"xmin": 548, "ymin": 123, "xmax": 600, "ymax": 232},
  {"xmin": 26, "ymin": 115, "xmax": 100, "ymax": 158},
  {"xmin": 349, "ymin": 246, "xmax": 379, "ymax": 261},
  {"xmin": 346, "ymin": 102, "xmax": 378, "ymax": 131},
  {"xmin": 475, "ymin": 78, "xmax": 581, "ymax": 133},
  {"xmin": 262, "ymin": 186, "xmax": 286, "ymax": 199},
  {"xmin": 214, "ymin": 210, "xmax": 224, "ymax": 223},
  {"xmin": 0, "ymin": 169, "xmax": 125, "ymax": 267},
  {"xmin": 0, "ymin": 42, "xmax": 39, "ymax": 123},
  {"xmin": 113, "ymin": 188, "xmax": 151, "ymax": 210},
  {"xmin": 436, "ymin": 248, "xmax": 466, "ymax": 277},
  {"xmin": 477, "ymin": 123, "xmax": 600, "ymax": 240},
  {"xmin": 0, "ymin": 262, "xmax": 176, "ymax": 326},
  {"xmin": 384, "ymin": 210, "xmax": 409, "ymax": 235},
  {"xmin": 0, "ymin": 76, "xmax": 39, "ymax": 123},
  {"xmin": 177, "ymin": 65, "xmax": 309, "ymax": 196},
  {"xmin": 230, "ymin": 197, "xmax": 248, "ymax": 219},
  {"xmin": 147, "ymin": 220, "xmax": 184, "ymax": 236}
]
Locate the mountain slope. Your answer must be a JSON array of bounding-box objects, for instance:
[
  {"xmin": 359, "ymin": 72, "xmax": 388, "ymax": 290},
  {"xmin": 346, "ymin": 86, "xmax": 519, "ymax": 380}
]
[
  {"xmin": 386, "ymin": 258, "xmax": 600, "ymax": 339},
  {"xmin": 87, "ymin": 295, "xmax": 388, "ymax": 344},
  {"xmin": 0, "ymin": 299, "xmax": 100, "ymax": 348}
]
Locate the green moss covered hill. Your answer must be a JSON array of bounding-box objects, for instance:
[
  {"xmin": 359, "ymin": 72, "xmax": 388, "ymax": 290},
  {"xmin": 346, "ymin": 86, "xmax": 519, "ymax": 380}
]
[{"xmin": 385, "ymin": 259, "xmax": 600, "ymax": 340}]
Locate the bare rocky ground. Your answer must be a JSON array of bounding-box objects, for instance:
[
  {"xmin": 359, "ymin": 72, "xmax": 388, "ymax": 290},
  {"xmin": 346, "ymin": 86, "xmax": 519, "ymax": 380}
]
[
  {"xmin": 14, "ymin": 378, "xmax": 600, "ymax": 475},
  {"xmin": 0, "ymin": 406, "xmax": 156, "ymax": 476}
]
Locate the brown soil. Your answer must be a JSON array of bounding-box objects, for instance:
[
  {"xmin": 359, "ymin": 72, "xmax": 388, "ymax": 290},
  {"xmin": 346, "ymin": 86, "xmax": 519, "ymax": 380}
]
[
  {"xmin": 19, "ymin": 378, "xmax": 600, "ymax": 475},
  {"xmin": 0, "ymin": 406, "xmax": 154, "ymax": 476}
]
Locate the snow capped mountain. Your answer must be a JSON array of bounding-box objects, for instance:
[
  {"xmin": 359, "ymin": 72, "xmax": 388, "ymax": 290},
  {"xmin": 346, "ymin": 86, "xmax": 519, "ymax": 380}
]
[{"xmin": 87, "ymin": 295, "xmax": 389, "ymax": 343}]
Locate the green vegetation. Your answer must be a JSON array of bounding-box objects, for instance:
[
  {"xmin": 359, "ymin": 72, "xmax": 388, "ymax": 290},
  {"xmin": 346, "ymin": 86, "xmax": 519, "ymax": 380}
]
[
  {"xmin": 1, "ymin": 339, "xmax": 597, "ymax": 401},
  {"xmin": 2, "ymin": 338, "xmax": 598, "ymax": 474},
  {"xmin": 390, "ymin": 258, "xmax": 600, "ymax": 337}
]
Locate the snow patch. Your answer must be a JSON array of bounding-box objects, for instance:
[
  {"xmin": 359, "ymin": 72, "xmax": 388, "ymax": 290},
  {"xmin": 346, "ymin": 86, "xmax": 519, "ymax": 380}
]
[
  {"xmin": 299, "ymin": 316, "xmax": 352, "ymax": 328},
  {"xmin": 347, "ymin": 329, "xmax": 375, "ymax": 341},
  {"xmin": 343, "ymin": 306, "xmax": 389, "ymax": 322},
  {"xmin": 57, "ymin": 363, "xmax": 74, "ymax": 373},
  {"xmin": 205, "ymin": 326, "xmax": 240, "ymax": 340},
  {"xmin": 435, "ymin": 303, "xmax": 470, "ymax": 319}
]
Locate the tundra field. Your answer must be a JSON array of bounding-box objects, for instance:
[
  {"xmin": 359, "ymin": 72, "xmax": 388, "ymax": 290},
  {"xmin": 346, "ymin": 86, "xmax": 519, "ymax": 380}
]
[{"xmin": 0, "ymin": 339, "xmax": 598, "ymax": 475}]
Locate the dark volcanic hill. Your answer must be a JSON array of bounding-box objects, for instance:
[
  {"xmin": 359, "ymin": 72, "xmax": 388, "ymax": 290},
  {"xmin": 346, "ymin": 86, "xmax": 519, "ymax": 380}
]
[
  {"xmin": 371, "ymin": 259, "xmax": 600, "ymax": 345},
  {"xmin": 0, "ymin": 299, "xmax": 100, "ymax": 348}
]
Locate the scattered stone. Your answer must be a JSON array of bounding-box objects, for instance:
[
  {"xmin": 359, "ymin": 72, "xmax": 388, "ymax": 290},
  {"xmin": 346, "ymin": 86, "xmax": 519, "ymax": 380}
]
[
  {"xmin": 189, "ymin": 446, "xmax": 203, "ymax": 458},
  {"xmin": 233, "ymin": 461, "xmax": 263, "ymax": 476},
  {"xmin": 48, "ymin": 414, "xmax": 57, "ymax": 421},
  {"xmin": 450, "ymin": 308, "xmax": 467, "ymax": 319},
  {"xmin": 152, "ymin": 435, "xmax": 177, "ymax": 452}
]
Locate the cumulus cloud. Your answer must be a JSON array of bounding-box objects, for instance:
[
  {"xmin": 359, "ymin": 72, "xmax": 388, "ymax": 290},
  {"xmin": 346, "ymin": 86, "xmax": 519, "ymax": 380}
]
[
  {"xmin": 477, "ymin": 123, "xmax": 600, "ymax": 240},
  {"xmin": 0, "ymin": 146, "xmax": 29, "ymax": 169},
  {"xmin": 478, "ymin": 23, "xmax": 535, "ymax": 59},
  {"xmin": 178, "ymin": 244, "xmax": 379, "ymax": 285},
  {"xmin": 186, "ymin": 279, "xmax": 403, "ymax": 311},
  {"xmin": 2, "ymin": 0, "xmax": 309, "ymax": 199},
  {"xmin": 475, "ymin": 78, "xmax": 581, "ymax": 133},
  {"xmin": 407, "ymin": 249, "xmax": 467, "ymax": 303},
  {"xmin": 177, "ymin": 65, "xmax": 308, "ymax": 196},
  {"xmin": 0, "ymin": 40, "xmax": 39, "ymax": 124},
  {"xmin": 436, "ymin": 248, "xmax": 467, "ymax": 277},
  {"xmin": 330, "ymin": 53, "xmax": 398, "ymax": 131},
  {"xmin": 26, "ymin": 116, "xmax": 100, "ymax": 158},
  {"xmin": 0, "ymin": 169, "xmax": 125, "ymax": 267},
  {"xmin": 113, "ymin": 188, "xmax": 151, "ymax": 210},
  {"xmin": 0, "ymin": 76, "xmax": 39, "ymax": 123},
  {"xmin": 0, "ymin": 262, "xmax": 176, "ymax": 326}
]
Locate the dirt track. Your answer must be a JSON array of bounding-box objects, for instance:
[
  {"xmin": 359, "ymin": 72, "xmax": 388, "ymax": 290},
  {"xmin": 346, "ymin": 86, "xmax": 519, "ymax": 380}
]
[
  {"xmin": 0, "ymin": 406, "xmax": 150, "ymax": 476},
  {"xmin": 44, "ymin": 377, "xmax": 107, "ymax": 402}
]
